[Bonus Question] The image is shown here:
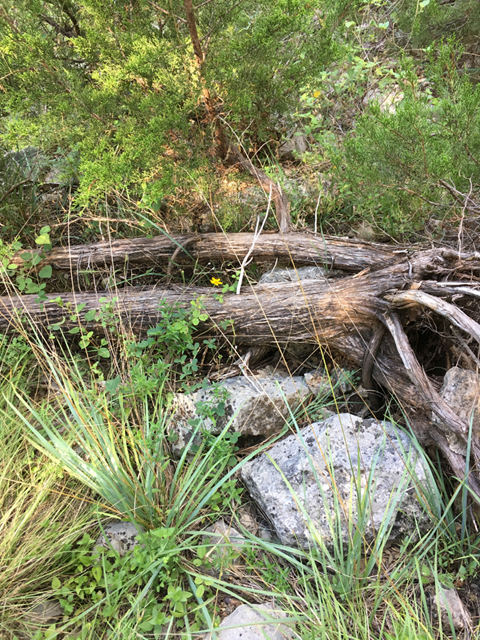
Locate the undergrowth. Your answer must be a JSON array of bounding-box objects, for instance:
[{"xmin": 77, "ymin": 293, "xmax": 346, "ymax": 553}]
[{"xmin": 0, "ymin": 308, "xmax": 479, "ymax": 639}]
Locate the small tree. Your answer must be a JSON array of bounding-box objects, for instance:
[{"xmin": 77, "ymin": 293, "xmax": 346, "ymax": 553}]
[{"xmin": 0, "ymin": 0, "xmax": 351, "ymax": 229}]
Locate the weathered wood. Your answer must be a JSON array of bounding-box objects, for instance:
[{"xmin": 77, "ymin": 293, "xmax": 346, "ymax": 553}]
[
  {"xmin": 0, "ymin": 249, "xmax": 461, "ymax": 403},
  {"xmin": 9, "ymin": 232, "xmax": 408, "ymax": 273}
]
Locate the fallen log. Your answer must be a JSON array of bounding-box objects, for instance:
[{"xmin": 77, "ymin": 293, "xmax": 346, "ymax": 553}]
[
  {"xmin": 9, "ymin": 232, "xmax": 408, "ymax": 273},
  {"xmin": 2, "ymin": 245, "xmax": 480, "ymax": 498}
]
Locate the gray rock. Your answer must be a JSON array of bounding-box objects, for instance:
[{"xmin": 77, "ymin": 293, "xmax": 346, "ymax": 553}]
[
  {"xmin": 433, "ymin": 586, "xmax": 472, "ymax": 631},
  {"xmin": 278, "ymin": 132, "xmax": 309, "ymax": 161},
  {"xmin": 241, "ymin": 413, "xmax": 431, "ymax": 550},
  {"xmin": 237, "ymin": 507, "xmax": 258, "ymax": 535},
  {"xmin": 25, "ymin": 600, "xmax": 63, "ymax": 624},
  {"xmin": 3, "ymin": 146, "xmax": 47, "ymax": 182},
  {"xmin": 203, "ymin": 603, "xmax": 294, "ymax": 640},
  {"xmin": 362, "ymin": 87, "xmax": 404, "ymax": 114},
  {"xmin": 259, "ymin": 266, "xmax": 327, "ymax": 284},
  {"xmin": 95, "ymin": 521, "xmax": 143, "ymax": 556},
  {"xmin": 304, "ymin": 367, "xmax": 354, "ymax": 396},
  {"xmin": 43, "ymin": 166, "xmax": 65, "ymax": 185},
  {"xmin": 169, "ymin": 374, "xmax": 310, "ymax": 457},
  {"xmin": 434, "ymin": 367, "xmax": 480, "ymax": 455},
  {"xmin": 202, "ymin": 520, "xmax": 247, "ymax": 572}
]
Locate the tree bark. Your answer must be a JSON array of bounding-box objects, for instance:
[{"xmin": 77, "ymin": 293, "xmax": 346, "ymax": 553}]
[{"xmin": 9, "ymin": 232, "xmax": 406, "ymax": 273}]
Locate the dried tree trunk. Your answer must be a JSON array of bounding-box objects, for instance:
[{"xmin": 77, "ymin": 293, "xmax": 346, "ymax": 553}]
[
  {"xmin": 3, "ymin": 245, "xmax": 480, "ymax": 497},
  {"xmin": 9, "ymin": 232, "xmax": 405, "ymax": 273}
]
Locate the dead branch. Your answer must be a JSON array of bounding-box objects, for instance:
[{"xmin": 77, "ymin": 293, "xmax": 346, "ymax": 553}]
[
  {"xmin": 9, "ymin": 232, "xmax": 408, "ymax": 273},
  {"xmin": 386, "ymin": 289, "xmax": 480, "ymax": 344}
]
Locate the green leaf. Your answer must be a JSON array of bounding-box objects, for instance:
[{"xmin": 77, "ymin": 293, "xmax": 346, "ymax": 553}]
[
  {"xmin": 7, "ymin": 263, "xmax": 18, "ymax": 270},
  {"xmin": 105, "ymin": 376, "xmax": 121, "ymax": 392},
  {"xmin": 195, "ymin": 584, "xmax": 205, "ymax": 598},
  {"xmin": 68, "ymin": 327, "xmax": 80, "ymax": 334},
  {"xmin": 40, "ymin": 226, "xmax": 51, "ymax": 234},
  {"xmin": 35, "ymin": 234, "xmax": 51, "ymax": 245},
  {"xmin": 31, "ymin": 254, "xmax": 42, "ymax": 266},
  {"xmin": 92, "ymin": 566, "xmax": 102, "ymax": 582},
  {"xmin": 152, "ymin": 527, "xmax": 175, "ymax": 538},
  {"xmin": 52, "ymin": 577, "xmax": 61, "ymax": 590},
  {"xmin": 50, "ymin": 317, "xmax": 66, "ymax": 331},
  {"xmin": 19, "ymin": 252, "xmax": 32, "ymax": 261},
  {"xmin": 38, "ymin": 265, "xmax": 53, "ymax": 278},
  {"xmin": 139, "ymin": 621, "xmax": 153, "ymax": 632}
]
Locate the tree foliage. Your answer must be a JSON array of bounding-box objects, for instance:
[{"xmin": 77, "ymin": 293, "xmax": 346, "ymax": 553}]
[
  {"xmin": 0, "ymin": 0, "xmax": 351, "ymax": 206},
  {"xmin": 336, "ymin": 41, "xmax": 480, "ymax": 233}
]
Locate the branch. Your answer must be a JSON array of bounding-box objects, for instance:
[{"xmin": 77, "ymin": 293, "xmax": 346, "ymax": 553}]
[
  {"xmin": 236, "ymin": 190, "xmax": 271, "ymax": 294},
  {"xmin": 40, "ymin": 14, "xmax": 76, "ymax": 38},
  {"xmin": 147, "ymin": 1, "xmax": 187, "ymax": 23},
  {"xmin": 383, "ymin": 311, "xmax": 480, "ymax": 463},
  {"xmin": 386, "ymin": 289, "xmax": 480, "ymax": 344},
  {"xmin": 0, "ymin": 179, "xmax": 32, "ymax": 206}
]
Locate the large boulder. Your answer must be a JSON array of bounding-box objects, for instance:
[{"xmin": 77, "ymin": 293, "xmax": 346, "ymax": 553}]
[
  {"xmin": 241, "ymin": 413, "xmax": 431, "ymax": 550},
  {"xmin": 169, "ymin": 373, "xmax": 310, "ymax": 457}
]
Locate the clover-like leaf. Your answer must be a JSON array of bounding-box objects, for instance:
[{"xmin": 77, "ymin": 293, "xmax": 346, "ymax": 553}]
[{"xmin": 39, "ymin": 265, "xmax": 53, "ymax": 278}]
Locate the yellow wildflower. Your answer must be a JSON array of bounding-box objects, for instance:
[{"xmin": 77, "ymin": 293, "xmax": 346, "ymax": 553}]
[
  {"xmin": 314, "ymin": 90, "xmax": 321, "ymax": 98},
  {"xmin": 210, "ymin": 277, "xmax": 222, "ymax": 286}
]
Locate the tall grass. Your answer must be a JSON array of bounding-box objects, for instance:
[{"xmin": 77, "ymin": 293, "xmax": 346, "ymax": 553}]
[
  {"xmin": 0, "ymin": 337, "xmax": 94, "ymax": 638},
  {"xmin": 0, "ymin": 325, "xmax": 479, "ymax": 638}
]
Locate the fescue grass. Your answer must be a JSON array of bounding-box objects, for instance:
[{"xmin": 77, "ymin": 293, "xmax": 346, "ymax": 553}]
[{"xmin": 0, "ymin": 337, "xmax": 94, "ymax": 638}]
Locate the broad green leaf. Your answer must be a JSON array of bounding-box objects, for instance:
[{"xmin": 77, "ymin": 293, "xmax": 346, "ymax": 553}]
[
  {"xmin": 105, "ymin": 376, "xmax": 121, "ymax": 392},
  {"xmin": 35, "ymin": 234, "xmax": 51, "ymax": 245},
  {"xmin": 38, "ymin": 265, "xmax": 53, "ymax": 278}
]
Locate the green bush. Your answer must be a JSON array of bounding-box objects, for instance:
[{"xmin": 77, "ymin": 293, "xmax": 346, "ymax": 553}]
[
  {"xmin": 332, "ymin": 41, "xmax": 480, "ymax": 236},
  {"xmin": 0, "ymin": 0, "xmax": 353, "ymax": 210}
]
